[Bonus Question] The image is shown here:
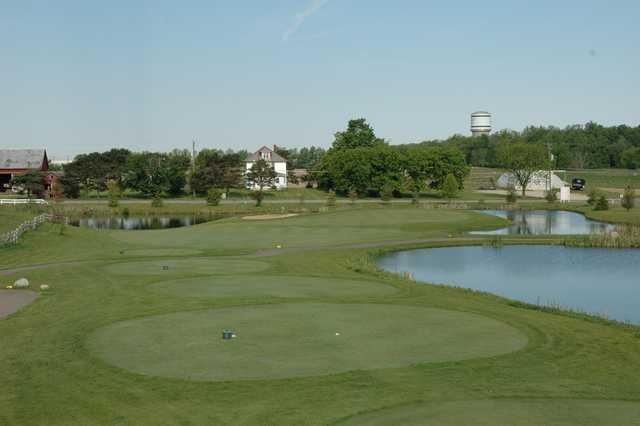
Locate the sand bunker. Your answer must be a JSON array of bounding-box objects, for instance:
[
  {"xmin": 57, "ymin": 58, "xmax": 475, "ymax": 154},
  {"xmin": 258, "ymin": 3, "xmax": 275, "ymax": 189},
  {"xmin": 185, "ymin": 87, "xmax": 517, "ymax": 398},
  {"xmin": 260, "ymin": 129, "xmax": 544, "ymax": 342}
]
[{"xmin": 242, "ymin": 214, "xmax": 299, "ymax": 221}]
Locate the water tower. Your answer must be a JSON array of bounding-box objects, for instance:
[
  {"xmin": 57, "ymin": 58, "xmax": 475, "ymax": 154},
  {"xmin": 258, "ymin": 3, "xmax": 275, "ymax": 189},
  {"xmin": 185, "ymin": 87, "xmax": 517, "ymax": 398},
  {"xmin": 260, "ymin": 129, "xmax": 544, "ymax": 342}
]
[{"xmin": 470, "ymin": 111, "xmax": 492, "ymax": 137}]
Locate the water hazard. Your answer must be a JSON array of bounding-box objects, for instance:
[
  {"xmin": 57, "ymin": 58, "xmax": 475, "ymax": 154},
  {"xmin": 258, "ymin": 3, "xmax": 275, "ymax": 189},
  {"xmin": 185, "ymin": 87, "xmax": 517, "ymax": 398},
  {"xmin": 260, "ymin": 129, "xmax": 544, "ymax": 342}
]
[
  {"xmin": 472, "ymin": 210, "xmax": 614, "ymax": 235},
  {"xmin": 378, "ymin": 245, "xmax": 640, "ymax": 324}
]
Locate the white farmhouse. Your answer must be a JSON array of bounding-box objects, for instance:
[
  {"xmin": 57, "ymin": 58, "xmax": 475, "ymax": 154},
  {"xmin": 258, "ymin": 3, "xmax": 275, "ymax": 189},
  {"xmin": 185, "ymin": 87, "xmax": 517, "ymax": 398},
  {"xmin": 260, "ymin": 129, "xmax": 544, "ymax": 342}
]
[{"xmin": 245, "ymin": 146, "xmax": 288, "ymax": 190}]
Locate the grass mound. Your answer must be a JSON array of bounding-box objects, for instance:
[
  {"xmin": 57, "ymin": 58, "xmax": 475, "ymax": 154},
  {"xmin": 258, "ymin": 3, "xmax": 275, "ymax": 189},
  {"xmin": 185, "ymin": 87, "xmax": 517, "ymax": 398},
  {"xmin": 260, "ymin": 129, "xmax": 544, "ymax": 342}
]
[
  {"xmin": 103, "ymin": 258, "xmax": 269, "ymax": 276},
  {"xmin": 87, "ymin": 303, "xmax": 527, "ymax": 381},
  {"xmin": 338, "ymin": 399, "xmax": 640, "ymax": 425},
  {"xmin": 147, "ymin": 275, "xmax": 397, "ymax": 299}
]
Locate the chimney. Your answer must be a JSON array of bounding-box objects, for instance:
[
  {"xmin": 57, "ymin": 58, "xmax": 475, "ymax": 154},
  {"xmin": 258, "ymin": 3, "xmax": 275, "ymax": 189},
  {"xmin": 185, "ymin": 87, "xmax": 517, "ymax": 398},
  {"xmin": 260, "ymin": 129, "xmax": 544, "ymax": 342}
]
[{"xmin": 273, "ymin": 145, "xmax": 278, "ymax": 152}]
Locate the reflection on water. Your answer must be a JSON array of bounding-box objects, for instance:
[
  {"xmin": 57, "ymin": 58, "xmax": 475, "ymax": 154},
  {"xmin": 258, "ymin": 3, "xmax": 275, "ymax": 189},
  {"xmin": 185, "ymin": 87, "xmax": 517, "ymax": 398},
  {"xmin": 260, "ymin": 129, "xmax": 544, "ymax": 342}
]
[
  {"xmin": 69, "ymin": 216, "xmax": 209, "ymax": 230},
  {"xmin": 472, "ymin": 210, "xmax": 614, "ymax": 235},
  {"xmin": 378, "ymin": 245, "xmax": 640, "ymax": 324}
]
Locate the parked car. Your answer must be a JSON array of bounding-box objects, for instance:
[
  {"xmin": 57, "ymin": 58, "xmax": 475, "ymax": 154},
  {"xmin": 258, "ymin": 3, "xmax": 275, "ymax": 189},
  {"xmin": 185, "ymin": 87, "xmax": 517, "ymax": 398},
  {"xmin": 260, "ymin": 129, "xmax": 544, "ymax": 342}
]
[{"xmin": 571, "ymin": 178, "xmax": 586, "ymax": 191}]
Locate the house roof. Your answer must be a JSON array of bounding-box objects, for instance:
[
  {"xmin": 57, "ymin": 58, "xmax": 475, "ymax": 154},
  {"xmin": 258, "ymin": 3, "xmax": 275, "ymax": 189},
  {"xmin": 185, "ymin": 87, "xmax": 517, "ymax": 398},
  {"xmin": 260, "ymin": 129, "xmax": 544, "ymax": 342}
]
[
  {"xmin": 0, "ymin": 149, "xmax": 47, "ymax": 170},
  {"xmin": 246, "ymin": 146, "xmax": 287, "ymax": 163}
]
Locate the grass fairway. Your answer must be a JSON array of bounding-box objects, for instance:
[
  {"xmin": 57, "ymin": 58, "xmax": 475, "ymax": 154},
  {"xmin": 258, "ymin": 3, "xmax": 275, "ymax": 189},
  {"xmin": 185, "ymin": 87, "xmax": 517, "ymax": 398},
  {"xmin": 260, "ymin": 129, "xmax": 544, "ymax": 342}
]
[
  {"xmin": 87, "ymin": 303, "xmax": 527, "ymax": 381},
  {"xmin": 148, "ymin": 275, "xmax": 397, "ymax": 299},
  {"xmin": 338, "ymin": 399, "xmax": 640, "ymax": 425},
  {"xmin": 1, "ymin": 206, "xmax": 640, "ymax": 425}
]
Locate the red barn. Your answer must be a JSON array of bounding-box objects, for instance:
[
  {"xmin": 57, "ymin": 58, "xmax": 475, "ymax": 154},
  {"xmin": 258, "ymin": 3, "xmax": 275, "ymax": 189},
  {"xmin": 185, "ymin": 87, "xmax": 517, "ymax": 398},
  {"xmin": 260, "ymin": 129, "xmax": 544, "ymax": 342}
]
[{"xmin": 0, "ymin": 149, "xmax": 50, "ymax": 192}]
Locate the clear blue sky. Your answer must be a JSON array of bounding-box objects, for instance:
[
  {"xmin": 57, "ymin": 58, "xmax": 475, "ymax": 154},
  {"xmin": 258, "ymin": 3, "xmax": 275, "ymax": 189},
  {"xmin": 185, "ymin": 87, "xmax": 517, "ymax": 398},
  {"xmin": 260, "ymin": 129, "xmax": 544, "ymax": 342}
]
[{"xmin": 2, "ymin": 1, "xmax": 639, "ymax": 159}]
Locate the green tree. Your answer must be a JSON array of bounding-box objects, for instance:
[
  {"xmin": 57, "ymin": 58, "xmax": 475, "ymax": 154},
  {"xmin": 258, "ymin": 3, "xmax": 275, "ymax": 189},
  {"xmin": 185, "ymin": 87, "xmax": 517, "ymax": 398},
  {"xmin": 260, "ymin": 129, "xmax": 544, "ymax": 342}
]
[
  {"xmin": 621, "ymin": 186, "xmax": 635, "ymax": 211},
  {"xmin": 594, "ymin": 195, "xmax": 609, "ymax": 211},
  {"xmin": 441, "ymin": 173, "xmax": 459, "ymax": 199},
  {"xmin": 332, "ymin": 118, "xmax": 383, "ymax": 151},
  {"xmin": 206, "ymin": 188, "xmax": 223, "ymax": 206},
  {"xmin": 380, "ymin": 184, "xmax": 393, "ymax": 202},
  {"xmin": 191, "ymin": 150, "xmax": 243, "ymax": 195},
  {"xmin": 497, "ymin": 143, "xmax": 548, "ymax": 197},
  {"xmin": 107, "ymin": 180, "xmax": 122, "ymax": 207},
  {"xmin": 326, "ymin": 190, "xmax": 336, "ymax": 207},
  {"xmin": 11, "ymin": 171, "xmax": 44, "ymax": 197},
  {"xmin": 246, "ymin": 159, "xmax": 277, "ymax": 206}
]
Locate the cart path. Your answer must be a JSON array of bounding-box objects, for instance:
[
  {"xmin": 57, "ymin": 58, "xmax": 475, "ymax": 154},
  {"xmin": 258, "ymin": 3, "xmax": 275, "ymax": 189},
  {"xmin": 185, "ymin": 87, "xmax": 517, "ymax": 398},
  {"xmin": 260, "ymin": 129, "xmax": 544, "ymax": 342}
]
[{"xmin": 0, "ymin": 290, "xmax": 38, "ymax": 319}]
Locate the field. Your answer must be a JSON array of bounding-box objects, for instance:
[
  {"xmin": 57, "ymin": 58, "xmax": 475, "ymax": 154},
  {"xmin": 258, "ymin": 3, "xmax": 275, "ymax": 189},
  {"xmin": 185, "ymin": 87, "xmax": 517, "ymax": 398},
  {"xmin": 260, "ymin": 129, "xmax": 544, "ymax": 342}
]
[
  {"xmin": 1, "ymin": 205, "xmax": 640, "ymax": 424},
  {"xmin": 0, "ymin": 205, "xmax": 48, "ymax": 233}
]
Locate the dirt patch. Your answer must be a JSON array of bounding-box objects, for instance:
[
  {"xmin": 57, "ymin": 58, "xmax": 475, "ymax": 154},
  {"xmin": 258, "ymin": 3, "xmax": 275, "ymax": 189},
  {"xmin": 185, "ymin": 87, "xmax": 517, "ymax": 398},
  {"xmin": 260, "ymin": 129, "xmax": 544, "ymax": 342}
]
[
  {"xmin": 242, "ymin": 214, "xmax": 299, "ymax": 221},
  {"xmin": 0, "ymin": 290, "xmax": 38, "ymax": 319}
]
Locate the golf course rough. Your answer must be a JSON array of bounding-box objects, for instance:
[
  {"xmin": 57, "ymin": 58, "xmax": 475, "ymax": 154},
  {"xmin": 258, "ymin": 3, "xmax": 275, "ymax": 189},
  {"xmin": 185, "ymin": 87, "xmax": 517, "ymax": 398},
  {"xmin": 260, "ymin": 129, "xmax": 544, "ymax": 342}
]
[
  {"xmin": 147, "ymin": 275, "xmax": 397, "ymax": 299},
  {"xmin": 337, "ymin": 399, "xmax": 640, "ymax": 425},
  {"xmin": 102, "ymin": 258, "xmax": 269, "ymax": 276},
  {"xmin": 87, "ymin": 303, "xmax": 527, "ymax": 381}
]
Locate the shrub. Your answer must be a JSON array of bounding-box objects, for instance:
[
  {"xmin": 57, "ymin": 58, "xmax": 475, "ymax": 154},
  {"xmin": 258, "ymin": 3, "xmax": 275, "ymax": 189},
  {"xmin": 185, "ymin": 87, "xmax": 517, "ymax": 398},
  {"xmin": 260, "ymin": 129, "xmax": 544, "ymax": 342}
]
[
  {"xmin": 206, "ymin": 188, "xmax": 223, "ymax": 206},
  {"xmin": 380, "ymin": 185, "xmax": 393, "ymax": 203},
  {"xmin": 348, "ymin": 189, "xmax": 358, "ymax": 204},
  {"xmin": 250, "ymin": 191, "xmax": 264, "ymax": 207},
  {"xmin": 545, "ymin": 188, "xmax": 558, "ymax": 203},
  {"xmin": 121, "ymin": 207, "xmax": 130, "ymax": 217},
  {"xmin": 151, "ymin": 193, "xmax": 163, "ymax": 208},
  {"xmin": 587, "ymin": 188, "xmax": 600, "ymax": 206},
  {"xmin": 107, "ymin": 180, "xmax": 121, "ymax": 208},
  {"xmin": 326, "ymin": 190, "xmax": 336, "ymax": 207},
  {"xmin": 506, "ymin": 187, "xmax": 518, "ymax": 203},
  {"xmin": 622, "ymin": 185, "xmax": 635, "ymax": 211},
  {"xmin": 594, "ymin": 195, "xmax": 609, "ymax": 211},
  {"xmin": 441, "ymin": 174, "xmax": 459, "ymax": 199}
]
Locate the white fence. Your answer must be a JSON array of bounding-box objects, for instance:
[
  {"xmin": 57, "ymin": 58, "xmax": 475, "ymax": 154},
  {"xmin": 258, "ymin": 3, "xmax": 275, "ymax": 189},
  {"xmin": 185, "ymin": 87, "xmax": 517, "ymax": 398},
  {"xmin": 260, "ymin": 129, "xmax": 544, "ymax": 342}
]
[
  {"xmin": 0, "ymin": 199, "xmax": 49, "ymax": 206},
  {"xmin": 0, "ymin": 214, "xmax": 52, "ymax": 246}
]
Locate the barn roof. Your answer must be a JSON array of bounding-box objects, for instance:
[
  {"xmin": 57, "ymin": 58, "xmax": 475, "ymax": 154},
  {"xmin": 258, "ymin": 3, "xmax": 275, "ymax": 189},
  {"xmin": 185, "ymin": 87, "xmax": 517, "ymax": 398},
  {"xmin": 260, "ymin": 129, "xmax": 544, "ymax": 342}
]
[
  {"xmin": 246, "ymin": 146, "xmax": 287, "ymax": 163},
  {"xmin": 0, "ymin": 149, "xmax": 47, "ymax": 170}
]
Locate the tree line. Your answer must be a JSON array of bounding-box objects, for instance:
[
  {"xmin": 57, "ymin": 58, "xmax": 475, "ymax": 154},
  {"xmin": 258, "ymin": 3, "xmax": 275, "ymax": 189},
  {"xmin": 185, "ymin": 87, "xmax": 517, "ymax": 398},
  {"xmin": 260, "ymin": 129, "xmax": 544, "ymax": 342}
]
[{"xmin": 404, "ymin": 122, "xmax": 640, "ymax": 170}]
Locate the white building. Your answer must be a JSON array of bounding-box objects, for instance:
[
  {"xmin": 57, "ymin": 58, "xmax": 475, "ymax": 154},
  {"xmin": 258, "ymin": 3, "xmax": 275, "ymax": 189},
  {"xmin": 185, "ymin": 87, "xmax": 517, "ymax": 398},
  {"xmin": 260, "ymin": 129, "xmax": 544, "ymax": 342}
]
[
  {"xmin": 497, "ymin": 171, "xmax": 566, "ymax": 191},
  {"xmin": 245, "ymin": 146, "xmax": 288, "ymax": 190}
]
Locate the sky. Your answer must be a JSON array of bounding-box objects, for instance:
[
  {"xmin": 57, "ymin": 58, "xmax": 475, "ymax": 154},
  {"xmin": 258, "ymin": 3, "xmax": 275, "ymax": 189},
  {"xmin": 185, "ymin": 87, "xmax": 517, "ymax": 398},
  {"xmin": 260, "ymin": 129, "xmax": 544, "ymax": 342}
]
[{"xmin": 1, "ymin": 0, "xmax": 639, "ymax": 159}]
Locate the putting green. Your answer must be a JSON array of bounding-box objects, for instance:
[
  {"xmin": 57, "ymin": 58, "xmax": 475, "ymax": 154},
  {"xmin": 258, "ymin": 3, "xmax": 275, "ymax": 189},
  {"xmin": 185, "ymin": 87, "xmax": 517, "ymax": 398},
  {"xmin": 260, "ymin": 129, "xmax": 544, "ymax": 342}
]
[
  {"xmin": 147, "ymin": 275, "xmax": 397, "ymax": 299},
  {"xmin": 87, "ymin": 303, "xmax": 527, "ymax": 381},
  {"xmin": 103, "ymin": 258, "xmax": 269, "ymax": 276},
  {"xmin": 337, "ymin": 399, "xmax": 640, "ymax": 425}
]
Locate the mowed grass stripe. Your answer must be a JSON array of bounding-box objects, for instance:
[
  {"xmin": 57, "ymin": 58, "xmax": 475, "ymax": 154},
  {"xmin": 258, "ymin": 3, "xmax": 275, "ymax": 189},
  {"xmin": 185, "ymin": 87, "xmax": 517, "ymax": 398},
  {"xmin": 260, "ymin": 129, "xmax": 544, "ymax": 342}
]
[{"xmin": 147, "ymin": 275, "xmax": 397, "ymax": 299}]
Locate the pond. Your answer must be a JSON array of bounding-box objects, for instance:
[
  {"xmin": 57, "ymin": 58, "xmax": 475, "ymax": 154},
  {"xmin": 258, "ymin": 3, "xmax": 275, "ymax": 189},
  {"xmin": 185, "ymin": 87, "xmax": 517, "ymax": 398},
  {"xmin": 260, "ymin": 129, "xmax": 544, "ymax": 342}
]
[
  {"xmin": 471, "ymin": 210, "xmax": 614, "ymax": 235},
  {"xmin": 378, "ymin": 246, "xmax": 640, "ymax": 324},
  {"xmin": 69, "ymin": 215, "xmax": 210, "ymax": 230}
]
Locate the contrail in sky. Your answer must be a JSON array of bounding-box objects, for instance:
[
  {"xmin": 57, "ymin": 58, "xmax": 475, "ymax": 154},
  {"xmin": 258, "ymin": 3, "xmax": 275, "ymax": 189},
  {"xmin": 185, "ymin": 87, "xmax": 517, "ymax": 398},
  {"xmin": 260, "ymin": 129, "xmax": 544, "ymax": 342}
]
[{"xmin": 282, "ymin": 0, "xmax": 330, "ymax": 43}]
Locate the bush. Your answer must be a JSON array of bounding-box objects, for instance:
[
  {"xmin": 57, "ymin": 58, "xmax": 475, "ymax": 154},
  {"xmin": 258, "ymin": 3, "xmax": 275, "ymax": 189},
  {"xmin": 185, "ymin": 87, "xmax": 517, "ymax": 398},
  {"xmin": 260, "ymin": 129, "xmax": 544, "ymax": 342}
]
[
  {"xmin": 206, "ymin": 188, "xmax": 223, "ymax": 206},
  {"xmin": 594, "ymin": 195, "xmax": 609, "ymax": 211},
  {"xmin": 380, "ymin": 185, "xmax": 393, "ymax": 203},
  {"xmin": 441, "ymin": 174, "xmax": 459, "ymax": 199},
  {"xmin": 506, "ymin": 188, "xmax": 518, "ymax": 203},
  {"xmin": 151, "ymin": 193, "xmax": 163, "ymax": 208},
  {"xmin": 622, "ymin": 185, "xmax": 635, "ymax": 211},
  {"xmin": 107, "ymin": 180, "xmax": 121, "ymax": 208},
  {"xmin": 326, "ymin": 190, "xmax": 336, "ymax": 207},
  {"xmin": 545, "ymin": 188, "xmax": 558, "ymax": 203},
  {"xmin": 587, "ymin": 188, "xmax": 600, "ymax": 206},
  {"xmin": 250, "ymin": 191, "xmax": 264, "ymax": 207},
  {"xmin": 348, "ymin": 189, "xmax": 358, "ymax": 204}
]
